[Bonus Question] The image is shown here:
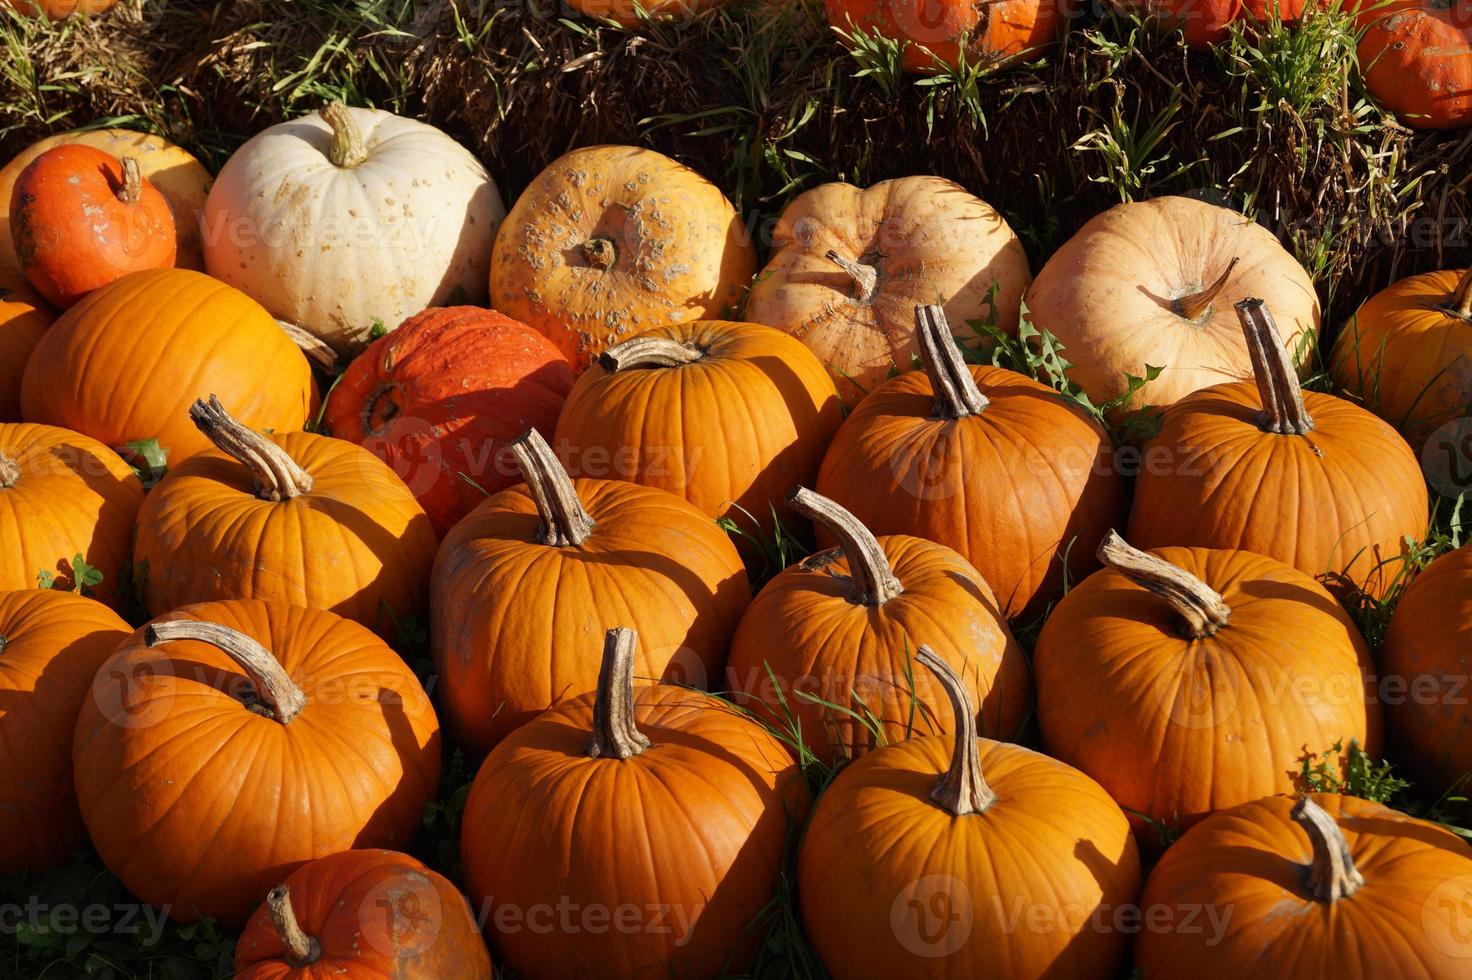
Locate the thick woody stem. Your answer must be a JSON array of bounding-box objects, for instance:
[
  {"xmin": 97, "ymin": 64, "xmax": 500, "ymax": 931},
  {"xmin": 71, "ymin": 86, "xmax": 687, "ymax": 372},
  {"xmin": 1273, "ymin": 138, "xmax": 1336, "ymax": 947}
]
[
  {"xmin": 916, "ymin": 646, "xmax": 995, "ymax": 816},
  {"xmin": 1291, "ymin": 796, "xmax": 1364, "ymax": 902},
  {"xmin": 1174, "ymin": 257, "xmax": 1241, "ymax": 322},
  {"xmin": 826, "ymin": 250, "xmax": 879, "ymax": 304},
  {"xmin": 916, "ymin": 305, "xmax": 988, "ymax": 418},
  {"xmin": 786, "ymin": 487, "xmax": 903, "ymax": 606},
  {"xmin": 508, "ymin": 429, "xmax": 595, "ymax": 547},
  {"xmin": 1446, "ymin": 267, "xmax": 1472, "ymax": 320},
  {"xmin": 117, "ymin": 157, "xmax": 143, "ymax": 205},
  {"xmin": 145, "ymin": 619, "xmax": 307, "ymax": 724},
  {"xmin": 598, "ymin": 335, "xmax": 705, "ymax": 373},
  {"xmin": 1097, "ymin": 530, "xmax": 1231, "ymax": 639},
  {"xmin": 189, "ymin": 396, "xmax": 314, "ymax": 501},
  {"xmin": 275, "ymin": 319, "xmax": 339, "ymax": 372},
  {"xmin": 0, "ymin": 453, "xmax": 18, "ymax": 489},
  {"xmin": 266, "ymin": 885, "xmax": 322, "ymax": 967},
  {"xmin": 1236, "ymin": 298, "xmax": 1315, "ymax": 436},
  {"xmin": 320, "ymin": 102, "xmax": 368, "ymax": 168},
  {"xmin": 586, "ymin": 627, "xmax": 651, "ymax": 760},
  {"xmin": 582, "ymin": 237, "xmax": 617, "ymax": 271}
]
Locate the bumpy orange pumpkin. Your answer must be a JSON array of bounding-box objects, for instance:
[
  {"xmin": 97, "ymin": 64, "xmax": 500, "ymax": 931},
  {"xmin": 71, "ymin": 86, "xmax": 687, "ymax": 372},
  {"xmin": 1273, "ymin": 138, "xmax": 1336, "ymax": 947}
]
[
  {"xmin": 0, "ymin": 275, "xmax": 52, "ymax": 420},
  {"xmin": 1358, "ymin": 0, "xmax": 1472, "ymax": 130},
  {"xmin": 1035, "ymin": 533, "xmax": 1380, "ymax": 831},
  {"xmin": 134, "ymin": 397, "xmax": 437, "ymax": 636},
  {"xmin": 1137, "ymin": 794, "xmax": 1472, "ymax": 976},
  {"xmin": 235, "ymin": 849, "xmax": 493, "ymax": 979},
  {"xmin": 1105, "ymin": 0, "xmax": 1310, "ymax": 48},
  {"xmin": 461, "ymin": 626, "xmax": 808, "ymax": 979},
  {"xmin": 817, "ymin": 306, "xmax": 1125, "ymax": 621},
  {"xmin": 489, "ymin": 145, "xmax": 755, "ymax": 369},
  {"xmin": 554, "ymin": 320, "xmax": 842, "ymax": 540},
  {"xmin": 1130, "ymin": 299, "xmax": 1428, "ymax": 599},
  {"xmin": 73, "ymin": 601, "xmax": 441, "ymax": 926},
  {"xmin": 0, "ymin": 422, "xmax": 142, "ymax": 606},
  {"xmin": 800, "ymin": 648, "xmax": 1140, "ymax": 977},
  {"xmin": 20, "ymin": 269, "xmax": 316, "ymax": 464},
  {"xmin": 431, "ymin": 430, "xmax": 750, "ymax": 753},
  {"xmin": 4, "ymin": 0, "xmax": 116, "ymax": 19},
  {"xmin": 725, "ymin": 488, "xmax": 1031, "ymax": 763},
  {"xmin": 0, "ymin": 590, "xmax": 129, "ymax": 874},
  {"xmin": 824, "ymin": 0, "xmax": 1066, "ymax": 73},
  {"xmin": 566, "ymin": 0, "xmax": 727, "ymax": 24}
]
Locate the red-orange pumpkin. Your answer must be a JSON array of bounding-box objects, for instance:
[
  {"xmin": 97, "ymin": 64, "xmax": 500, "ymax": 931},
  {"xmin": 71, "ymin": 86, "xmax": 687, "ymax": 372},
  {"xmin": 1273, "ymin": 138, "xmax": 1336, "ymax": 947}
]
[
  {"xmin": 1104, "ymin": 0, "xmax": 1311, "ymax": 48},
  {"xmin": 0, "ymin": 275, "xmax": 53, "ymax": 421},
  {"xmin": 4, "ymin": 0, "xmax": 117, "ymax": 18},
  {"xmin": 824, "ymin": 0, "xmax": 1067, "ymax": 73},
  {"xmin": 1358, "ymin": 0, "xmax": 1472, "ymax": 130}
]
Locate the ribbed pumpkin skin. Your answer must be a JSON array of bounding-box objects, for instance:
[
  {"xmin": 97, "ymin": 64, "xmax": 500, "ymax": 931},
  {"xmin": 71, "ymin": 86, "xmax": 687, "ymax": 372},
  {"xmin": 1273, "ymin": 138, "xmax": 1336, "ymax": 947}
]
[
  {"xmin": 1358, "ymin": 0, "xmax": 1472, "ymax": 130},
  {"xmin": 0, "ymin": 590, "xmax": 129, "ymax": 875},
  {"xmin": 0, "ymin": 276, "xmax": 53, "ymax": 420},
  {"xmin": 800, "ymin": 737, "xmax": 1141, "ymax": 978},
  {"xmin": 824, "ymin": 0, "xmax": 1065, "ymax": 73},
  {"xmin": 725, "ymin": 534, "xmax": 1032, "ymax": 763},
  {"xmin": 72, "ymin": 601, "xmax": 442, "ymax": 927},
  {"xmin": 1137, "ymin": 793, "xmax": 1472, "ymax": 978},
  {"xmin": 1035, "ymin": 547, "xmax": 1381, "ymax": 829},
  {"xmin": 816, "ymin": 364, "xmax": 1124, "ymax": 621},
  {"xmin": 461, "ymin": 684, "xmax": 808, "ymax": 979},
  {"xmin": 1128, "ymin": 382, "xmax": 1428, "ymax": 599},
  {"xmin": 235, "ymin": 849, "xmax": 493, "ymax": 980},
  {"xmin": 554, "ymin": 321, "xmax": 843, "ymax": 531},
  {"xmin": 134, "ymin": 431, "xmax": 438, "ymax": 635},
  {"xmin": 324, "ymin": 306, "xmax": 575, "ymax": 536},
  {"xmin": 431, "ymin": 479, "xmax": 750, "ymax": 753},
  {"xmin": 0, "ymin": 422, "xmax": 143, "ymax": 607},
  {"xmin": 20, "ymin": 269, "xmax": 315, "ymax": 463}
]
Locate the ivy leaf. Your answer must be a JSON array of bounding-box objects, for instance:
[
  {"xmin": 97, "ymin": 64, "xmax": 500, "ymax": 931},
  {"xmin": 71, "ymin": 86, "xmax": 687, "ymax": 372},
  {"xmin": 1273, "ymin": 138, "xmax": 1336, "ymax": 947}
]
[
  {"xmin": 37, "ymin": 554, "xmax": 103, "ymax": 596},
  {"xmin": 126, "ymin": 437, "xmax": 169, "ymax": 486}
]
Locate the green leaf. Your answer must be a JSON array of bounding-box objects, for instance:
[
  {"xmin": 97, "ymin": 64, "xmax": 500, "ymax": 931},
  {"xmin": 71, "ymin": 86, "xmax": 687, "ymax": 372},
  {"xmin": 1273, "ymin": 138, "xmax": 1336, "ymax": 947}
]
[{"xmin": 125, "ymin": 437, "xmax": 169, "ymax": 486}]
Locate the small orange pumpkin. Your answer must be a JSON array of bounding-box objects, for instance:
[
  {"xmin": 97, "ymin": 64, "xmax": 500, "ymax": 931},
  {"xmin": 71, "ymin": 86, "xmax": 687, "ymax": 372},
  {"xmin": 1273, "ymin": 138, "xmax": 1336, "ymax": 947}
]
[
  {"xmin": 824, "ymin": 0, "xmax": 1067, "ymax": 73},
  {"xmin": 0, "ymin": 275, "xmax": 53, "ymax": 420},
  {"xmin": 565, "ymin": 0, "xmax": 727, "ymax": 25}
]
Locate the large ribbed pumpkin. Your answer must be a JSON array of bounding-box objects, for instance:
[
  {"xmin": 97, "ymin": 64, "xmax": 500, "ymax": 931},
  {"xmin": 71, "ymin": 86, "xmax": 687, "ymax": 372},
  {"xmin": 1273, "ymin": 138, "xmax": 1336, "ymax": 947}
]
[
  {"xmin": 824, "ymin": 0, "xmax": 1065, "ymax": 73},
  {"xmin": 20, "ymin": 269, "xmax": 315, "ymax": 464},
  {"xmin": 799, "ymin": 648, "xmax": 1140, "ymax": 978},
  {"xmin": 1358, "ymin": 0, "xmax": 1472, "ymax": 130},
  {"xmin": 0, "ymin": 590, "xmax": 129, "ymax": 874},
  {"xmin": 0, "ymin": 422, "xmax": 142, "ymax": 606},
  {"xmin": 324, "ymin": 306, "xmax": 575, "ymax": 536},
  {"xmin": 0, "ymin": 275, "xmax": 52, "ymax": 420},
  {"xmin": 73, "ymin": 601, "xmax": 441, "ymax": 927},
  {"xmin": 431, "ymin": 430, "xmax": 750, "ymax": 753},
  {"xmin": 134, "ymin": 398, "xmax": 437, "ymax": 636},
  {"xmin": 461, "ymin": 627, "xmax": 808, "ymax": 979},
  {"xmin": 1130, "ymin": 299, "xmax": 1428, "ymax": 599},
  {"xmin": 725, "ymin": 488, "xmax": 1031, "ymax": 763},
  {"xmin": 1035, "ymin": 533, "xmax": 1380, "ymax": 831},
  {"xmin": 817, "ymin": 305, "xmax": 1124, "ymax": 621},
  {"xmin": 554, "ymin": 320, "xmax": 842, "ymax": 540}
]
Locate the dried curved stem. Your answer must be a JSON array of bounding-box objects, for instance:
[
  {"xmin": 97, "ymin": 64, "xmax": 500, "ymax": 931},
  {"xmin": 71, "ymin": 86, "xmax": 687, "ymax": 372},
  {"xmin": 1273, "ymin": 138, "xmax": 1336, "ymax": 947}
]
[
  {"xmin": 787, "ymin": 487, "xmax": 903, "ymax": 605},
  {"xmin": 266, "ymin": 885, "xmax": 322, "ymax": 967},
  {"xmin": 598, "ymin": 335, "xmax": 705, "ymax": 373},
  {"xmin": 275, "ymin": 319, "xmax": 339, "ymax": 372},
  {"xmin": 586, "ymin": 627, "xmax": 651, "ymax": 760},
  {"xmin": 916, "ymin": 646, "xmax": 995, "ymax": 815},
  {"xmin": 1097, "ymin": 530, "xmax": 1231, "ymax": 639},
  {"xmin": 1237, "ymin": 298, "xmax": 1315, "ymax": 436},
  {"xmin": 916, "ymin": 305, "xmax": 988, "ymax": 418},
  {"xmin": 145, "ymin": 619, "xmax": 307, "ymax": 724},
  {"xmin": 582, "ymin": 237, "xmax": 617, "ymax": 271},
  {"xmin": 508, "ymin": 429, "xmax": 595, "ymax": 547},
  {"xmin": 0, "ymin": 453, "xmax": 18, "ymax": 489},
  {"xmin": 1174, "ymin": 257, "xmax": 1240, "ymax": 321},
  {"xmin": 189, "ymin": 396, "xmax": 314, "ymax": 501},
  {"xmin": 117, "ymin": 157, "xmax": 142, "ymax": 205},
  {"xmin": 1291, "ymin": 796, "xmax": 1364, "ymax": 902},
  {"xmin": 320, "ymin": 102, "xmax": 368, "ymax": 168},
  {"xmin": 1445, "ymin": 267, "xmax": 1472, "ymax": 321},
  {"xmin": 826, "ymin": 250, "xmax": 879, "ymax": 304}
]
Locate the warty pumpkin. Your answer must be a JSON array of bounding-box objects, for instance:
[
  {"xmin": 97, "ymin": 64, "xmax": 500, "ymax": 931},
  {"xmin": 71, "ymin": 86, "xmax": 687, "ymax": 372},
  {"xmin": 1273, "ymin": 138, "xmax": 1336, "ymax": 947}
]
[
  {"xmin": 0, "ymin": 275, "xmax": 53, "ymax": 420},
  {"xmin": 0, "ymin": 421, "xmax": 142, "ymax": 606},
  {"xmin": 824, "ymin": 0, "xmax": 1066, "ymax": 73},
  {"xmin": 72, "ymin": 601, "xmax": 441, "ymax": 926},
  {"xmin": 4, "ymin": 0, "xmax": 116, "ymax": 18},
  {"xmin": 204, "ymin": 102, "xmax": 505, "ymax": 355},
  {"xmin": 1104, "ymin": 0, "xmax": 1310, "ymax": 48},
  {"xmin": 566, "ymin": 0, "xmax": 727, "ymax": 25},
  {"xmin": 744, "ymin": 175, "xmax": 1031, "ymax": 401},
  {"xmin": 553, "ymin": 320, "xmax": 842, "ymax": 541},
  {"xmin": 1136, "ymin": 794, "xmax": 1472, "ymax": 977},
  {"xmin": 725, "ymin": 487, "xmax": 1031, "ymax": 763},
  {"xmin": 20, "ymin": 268, "xmax": 316, "ymax": 464},
  {"xmin": 489, "ymin": 145, "xmax": 756, "ymax": 369},
  {"xmin": 799, "ymin": 647, "xmax": 1141, "ymax": 978},
  {"xmin": 1358, "ymin": 0, "xmax": 1472, "ymax": 130},
  {"xmin": 431, "ymin": 429, "xmax": 750, "ymax": 753},
  {"xmin": 1034, "ymin": 532, "xmax": 1381, "ymax": 831},
  {"xmin": 816, "ymin": 305, "xmax": 1125, "ymax": 621},
  {"xmin": 134, "ymin": 397, "xmax": 437, "ymax": 636},
  {"xmin": 235, "ymin": 849, "xmax": 493, "ymax": 979},
  {"xmin": 0, "ymin": 589, "xmax": 129, "ymax": 874},
  {"xmin": 461, "ymin": 626, "xmax": 808, "ymax": 979},
  {"xmin": 1129, "ymin": 298, "xmax": 1428, "ymax": 599},
  {"xmin": 1026, "ymin": 195, "xmax": 1320, "ymax": 411}
]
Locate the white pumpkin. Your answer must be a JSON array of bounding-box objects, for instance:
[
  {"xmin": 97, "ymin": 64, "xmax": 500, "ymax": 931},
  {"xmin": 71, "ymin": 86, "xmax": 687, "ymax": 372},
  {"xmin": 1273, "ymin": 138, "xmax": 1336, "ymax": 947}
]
[{"xmin": 203, "ymin": 103, "xmax": 505, "ymax": 354}]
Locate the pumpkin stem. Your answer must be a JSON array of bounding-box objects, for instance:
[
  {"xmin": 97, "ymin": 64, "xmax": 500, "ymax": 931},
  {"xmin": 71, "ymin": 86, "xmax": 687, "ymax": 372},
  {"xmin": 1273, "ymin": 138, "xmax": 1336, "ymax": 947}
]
[
  {"xmin": 145, "ymin": 619, "xmax": 307, "ymax": 724},
  {"xmin": 274, "ymin": 319, "xmax": 338, "ymax": 372},
  {"xmin": 916, "ymin": 645, "xmax": 996, "ymax": 816},
  {"xmin": 508, "ymin": 429, "xmax": 595, "ymax": 547},
  {"xmin": 598, "ymin": 335, "xmax": 706, "ymax": 373},
  {"xmin": 582, "ymin": 236, "xmax": 618, "ymax": 271},
  {"xmin": 786, "ymin": 486, "xmax": 903, "ymax": 606},
  {"xmin": 1097, "ymin": 530, "xmax": 1231, "ymax": 639},
  {"xmin": 1174, "ymin": 257, "xmax": 1240, "ymax": 322},
  {"xmin": 1236, "ymin": 298, "xmax": 1315, "ymax": 436},
  {"xmin": 266, "ymin": 885, "xmax": 322, "ymax": 967},
  {"xmin": 189, "ymin": 396, "xmax": 315, "ymax": 501},
  {"xmin": 916, "ymin": 305, "xmax": 988, "ymax": 418},
  {"xmin": 320, "ymin": 102, "xmax": 368, "ymax": 169},
  {"xmin": 1445, "ymin": 268, "xmax": 1472, "ymax": 320},
  {"xmin": 1291, "ymin": 796, "xmax": 1364, "ymax": 902},
  {"xmin": 117, "ymin": 157, "xmax": 143, "ymax": 205},
  {"xmin": 586, "ymin": 627, "xmax": 651, "ymax": 760},
  {"xmin": 826, "ymin": 250, "xmax": 879, "ymax": 304},
  {"xmin": 0, "ymin": 452, "xmax": 18, "ymax": 489}
]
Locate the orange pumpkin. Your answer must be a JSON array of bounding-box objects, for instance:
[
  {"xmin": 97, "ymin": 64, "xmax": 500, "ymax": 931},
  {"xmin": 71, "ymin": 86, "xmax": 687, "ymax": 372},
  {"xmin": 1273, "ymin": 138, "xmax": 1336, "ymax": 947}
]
[
  {"xmin": 0, "ymin": 589, "xmax": 129, "ymax": 874},
  {"xmin": 1035, "ymin": 533, "xmax": 1381, "ymax": 831},
  {"xmin": 235, "ymin": 849, "xmax": 493, "ymax": 979},
  {"xmin": 0, "ymin": 275, "xmax": 53, "ymax": 420},
  {"xmin": 554, "ymin": 320, "xmax": 842, "ymax": 541},
  {"xmin": 0, "ymin": 421, "xmax": 142, "ymax": 606},
  {"xmin": 4, "ymin": 0, "xmax": 117, "ymax": 18},
  {"xmin": 1130, "ymin": 298, "xmax": 1428, "ymax": 599},
  {"xmin": 1105, "ymin": 0, "xmax": 1311, "ymax": 48},
  {"xmin": 10, "ymin": 145, "xmax": 176, "ymax": 308},
  {"xmin": 20, "ymin": 268, "xmax": 316, "ymax": 464},
  {"xmin": 489, "ymin": 145, "xmax": 755, "ymax": 369},
  {"xmin": 73, "ymin": 601, "xmax": 441, "ymax": 926},
  {"xmin": 725, "ymin": 487, "xmax": 1031, "ymax": 763},
  {"xmin": 1358, "ymin": 0, "xmax": 1472, "ymax": 130},
  {"xmin": 816, "ymin": 305, "xmax": 1125, "ymax": 621},
  {"xmin": 461, "ymin": 626, "xmax": 808, "ymax": 979},
  {"xmin": 431, "ymin": 429, "xmax": 750, "ymax": 753},
  {"xmin": 800, "ymin": 648, "xmax": 1140, "ymax": 977},
  {"xmin": 134, "ymin": 397, "xmax": 437, "ymax": 636},
  {"xmin": 1137, "ymin": 794, "xmax": 1472, "ymax": 976},
  {"xmin": 824, "ymin": 0, "xmax": 1066, "ymax": 73},
  {"xmin": 566, "ymin": 0, "xmax": 728, "ymax": 25}
]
